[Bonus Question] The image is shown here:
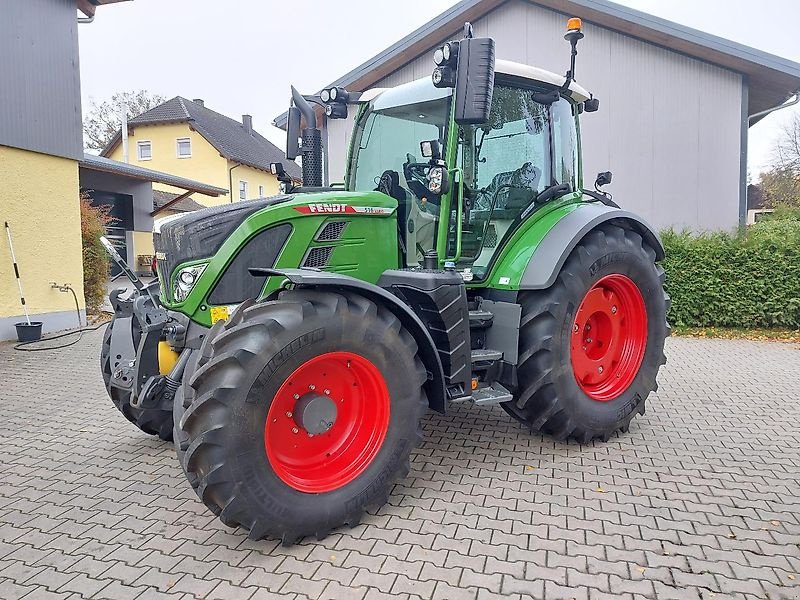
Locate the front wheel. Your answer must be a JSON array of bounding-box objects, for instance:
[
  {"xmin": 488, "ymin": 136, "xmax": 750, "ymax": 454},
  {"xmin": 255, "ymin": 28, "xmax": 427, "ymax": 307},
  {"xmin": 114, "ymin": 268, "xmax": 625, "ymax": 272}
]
[
  {"xmin": 175, "ymin": 290, "xmax": 428, "ymax": 543},
  {"xmin": 503, "ymin": 224, "xmax": 669, "ymax": 442}
]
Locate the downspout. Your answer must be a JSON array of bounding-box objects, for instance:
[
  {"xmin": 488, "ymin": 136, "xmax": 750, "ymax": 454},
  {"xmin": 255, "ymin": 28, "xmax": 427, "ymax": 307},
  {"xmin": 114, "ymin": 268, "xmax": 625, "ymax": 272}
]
[{"xmin": 228, "ymin": 163, "xmax": 242, "ymax": 203}]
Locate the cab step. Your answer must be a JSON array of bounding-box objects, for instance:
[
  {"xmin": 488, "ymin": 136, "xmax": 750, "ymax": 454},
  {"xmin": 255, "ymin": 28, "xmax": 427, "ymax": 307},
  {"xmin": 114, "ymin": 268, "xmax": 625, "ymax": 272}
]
[
  {"xmin": 471, "ymin": 348, "xmax": 502, "ymax": 363},
  {"xmin": 469, "ymin": 309, "xmax": 494, "ymax": 330},
  {"xmin": 472, "ymin": 382, "xmax": 513, "ymax": 406}
]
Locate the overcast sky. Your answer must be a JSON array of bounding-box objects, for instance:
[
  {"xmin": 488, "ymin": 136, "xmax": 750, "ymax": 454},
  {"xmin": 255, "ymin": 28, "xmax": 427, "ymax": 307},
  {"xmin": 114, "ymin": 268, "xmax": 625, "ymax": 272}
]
[{"xmin": 78, "ymin": 0, "xmax": 800, "ymax": 178}]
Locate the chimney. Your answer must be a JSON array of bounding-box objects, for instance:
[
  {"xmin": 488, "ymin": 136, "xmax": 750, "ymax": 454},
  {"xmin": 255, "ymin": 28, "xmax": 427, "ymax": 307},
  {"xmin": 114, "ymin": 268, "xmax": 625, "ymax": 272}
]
[
  {"xmin": 242, "ymin": 114, "xmax": 253, "ymax": 135},
  {"xmin": 192, "ymin": 98, "xmax": 204, "ymax": 107}
]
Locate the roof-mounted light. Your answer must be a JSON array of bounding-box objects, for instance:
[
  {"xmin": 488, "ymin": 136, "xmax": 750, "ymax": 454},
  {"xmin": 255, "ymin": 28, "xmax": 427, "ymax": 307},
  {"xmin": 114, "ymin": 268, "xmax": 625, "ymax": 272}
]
[{"xmin": 567, "ymin": 17, "xmax": 582, "ymax": 32}]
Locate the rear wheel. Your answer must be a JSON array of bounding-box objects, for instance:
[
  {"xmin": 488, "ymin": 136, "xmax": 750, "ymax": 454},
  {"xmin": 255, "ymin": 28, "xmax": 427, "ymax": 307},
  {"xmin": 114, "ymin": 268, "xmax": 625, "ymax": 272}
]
[
  {"xmin": 175, "ymin": 290, "xmax": 427, "ymax": 543},
  {"xmin": 101, "ymin": 316, "xmax": 173, "ymax": 441},
  {"xmin": 503, "ymin": 224, "xmax": 668, "ymax": 442}
]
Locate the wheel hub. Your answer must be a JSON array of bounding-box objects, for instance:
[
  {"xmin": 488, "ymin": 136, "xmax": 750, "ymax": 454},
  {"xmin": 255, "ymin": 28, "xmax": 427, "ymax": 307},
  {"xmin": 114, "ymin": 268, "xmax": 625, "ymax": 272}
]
[
  {"xmin": 293, "ymin": 392, "xmax": 337, "ymax": 435},
  {"xmin": 264, "ymin": 351, "xmax": 390, "ymax": 493},
  {"xmin": 570, "ymin": 274, "xmax": 648, "ymax": 401}
]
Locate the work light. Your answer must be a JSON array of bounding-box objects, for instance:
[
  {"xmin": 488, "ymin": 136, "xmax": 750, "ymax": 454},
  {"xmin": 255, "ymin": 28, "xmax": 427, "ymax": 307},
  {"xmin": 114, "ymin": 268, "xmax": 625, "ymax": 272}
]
[{"xmin": 432, "ymin": 66, "xmax": 456, "ymax": 88}]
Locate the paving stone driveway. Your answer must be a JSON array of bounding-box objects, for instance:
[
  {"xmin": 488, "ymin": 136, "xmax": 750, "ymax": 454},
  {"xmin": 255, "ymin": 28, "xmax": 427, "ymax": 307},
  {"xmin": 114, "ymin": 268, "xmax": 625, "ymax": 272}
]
[{"xmin": 0, "ymin": 330, "xmax": 798, "ymax": 600}]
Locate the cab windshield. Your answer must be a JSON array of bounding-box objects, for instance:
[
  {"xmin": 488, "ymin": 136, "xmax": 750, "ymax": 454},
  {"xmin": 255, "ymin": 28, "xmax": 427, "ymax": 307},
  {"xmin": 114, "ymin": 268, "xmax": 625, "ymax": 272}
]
[{"xmin": 349, "ymin": 83, "xmax": 451, "ymax": 265}]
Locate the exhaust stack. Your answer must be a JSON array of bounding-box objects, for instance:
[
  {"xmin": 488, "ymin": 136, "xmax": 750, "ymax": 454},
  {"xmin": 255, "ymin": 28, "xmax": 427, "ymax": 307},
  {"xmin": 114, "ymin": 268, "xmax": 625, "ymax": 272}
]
[{"xmin": 287, "ymin": 87, "xmax": 323, "ymax": 188}]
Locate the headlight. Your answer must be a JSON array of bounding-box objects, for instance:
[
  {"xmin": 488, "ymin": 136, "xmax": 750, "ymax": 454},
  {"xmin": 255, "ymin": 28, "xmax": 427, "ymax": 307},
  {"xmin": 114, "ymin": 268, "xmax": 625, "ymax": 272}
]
[
  {"xmin": 173, "ymin": 263, "xmax": 207, "ymax": 302},
  {"xmin": 433, "ymin": 47, "xmax": 445, "ymax": 66},
  {"xmin": 329, "ymin": 87, "xmax": 338, "ymax": 101},
  {"xmin": 320, "ymin": 89, "xmax": 330, "ymax": 103}
]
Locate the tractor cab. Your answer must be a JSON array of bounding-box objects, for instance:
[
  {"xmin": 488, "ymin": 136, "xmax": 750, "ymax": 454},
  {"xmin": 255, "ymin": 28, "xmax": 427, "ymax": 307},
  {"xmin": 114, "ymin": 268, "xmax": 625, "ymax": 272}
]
[{"xmin": 347, "ymin": 61, "xmax": 591, "ymax": 277}]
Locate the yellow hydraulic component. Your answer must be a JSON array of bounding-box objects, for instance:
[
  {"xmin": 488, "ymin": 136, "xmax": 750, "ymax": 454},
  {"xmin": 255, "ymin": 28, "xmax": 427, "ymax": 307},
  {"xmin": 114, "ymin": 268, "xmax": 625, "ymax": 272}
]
[{"xmin": 158, "ymin": 341, "xmax": 180, "ymax": 375}]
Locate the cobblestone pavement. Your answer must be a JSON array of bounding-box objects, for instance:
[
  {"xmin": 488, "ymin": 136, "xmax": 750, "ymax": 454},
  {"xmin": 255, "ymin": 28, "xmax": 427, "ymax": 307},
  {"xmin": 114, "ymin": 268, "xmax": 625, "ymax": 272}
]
[{"xmin": 0, "ymin": 330, "xmax": 799, "ymax": 600}]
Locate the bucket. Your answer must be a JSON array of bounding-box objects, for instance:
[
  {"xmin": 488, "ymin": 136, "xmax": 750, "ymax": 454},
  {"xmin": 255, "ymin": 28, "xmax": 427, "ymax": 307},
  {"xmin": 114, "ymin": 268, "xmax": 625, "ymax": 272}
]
[{"xmin": 15, "ymin": 322, "xmax": 42, "ymax": 343}]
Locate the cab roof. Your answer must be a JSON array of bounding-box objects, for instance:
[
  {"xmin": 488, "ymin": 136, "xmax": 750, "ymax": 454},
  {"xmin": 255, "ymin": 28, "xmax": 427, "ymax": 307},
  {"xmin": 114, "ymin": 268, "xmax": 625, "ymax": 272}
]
[{"xmin": 360, "ymin": 60, "xmax": 590, "ymax": 108}]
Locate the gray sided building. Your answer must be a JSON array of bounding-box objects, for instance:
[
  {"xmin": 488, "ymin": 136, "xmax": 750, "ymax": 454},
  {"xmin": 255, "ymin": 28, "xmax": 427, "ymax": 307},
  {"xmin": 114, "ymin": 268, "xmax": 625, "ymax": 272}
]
[{"xmin": 277, "ymin": 0, "xmax": 800, "ymax": 232}]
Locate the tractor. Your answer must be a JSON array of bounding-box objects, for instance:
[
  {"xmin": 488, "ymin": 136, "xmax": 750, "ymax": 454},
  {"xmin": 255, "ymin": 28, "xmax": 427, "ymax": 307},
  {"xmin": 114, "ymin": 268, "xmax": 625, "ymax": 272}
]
[{"xmin": 101, "ymin": 18, "xmax": 668, "ymax": 543}]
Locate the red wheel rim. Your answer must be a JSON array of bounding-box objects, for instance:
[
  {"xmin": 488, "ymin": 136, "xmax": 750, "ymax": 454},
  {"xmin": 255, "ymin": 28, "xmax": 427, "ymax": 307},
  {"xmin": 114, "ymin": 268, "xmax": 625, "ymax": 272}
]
[
  {"xmin": 264, "ymin": 352, "xmax": 390, "ymax": 493},
  {"xmin": 570, "ymin": 274, "xmax": 648, "ymax": 401}
]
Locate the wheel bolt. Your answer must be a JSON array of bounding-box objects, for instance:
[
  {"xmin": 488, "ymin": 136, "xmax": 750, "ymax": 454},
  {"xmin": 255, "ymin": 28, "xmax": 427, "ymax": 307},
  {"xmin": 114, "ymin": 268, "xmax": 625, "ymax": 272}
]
[
  {"xmin": 309, "ymin": 384, "xmax": 316, "ymax": 390},
  {"xmin": 308, "ymin": 433, "xmax": 314, "ymax": 438},
  {"xmin": 586, "ymin": 338, "xmax": 593, "ymax": 344},
  {"xmin": 611, "ymin": 306, "xmax": 617, "ymax": 314},
  {"xmin": 286, "ymin": 411, "xmax": 293, "ymax": 418},
  {"xmin": 291, "ymin": 427, "xmax": 299, "ymax": 434},
  {"xmin": 598, "ymin": 366, "xmax": 604, "ymax": 374},
  {"xmin": 293, "ymin": 393, "xmax": 300, "ymax": 400},
  {"xmin": 573, "ymin": 324, "xmax": 579, "ymax": 333},
  {"xmin": 324, "ymin": 389, "xmax": 330, "ymax": 395}
]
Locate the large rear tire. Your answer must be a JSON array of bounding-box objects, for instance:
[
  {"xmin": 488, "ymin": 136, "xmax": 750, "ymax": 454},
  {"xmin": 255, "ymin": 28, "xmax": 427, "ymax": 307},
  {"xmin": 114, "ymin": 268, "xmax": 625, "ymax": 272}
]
[
  {"xmin": 503, "ymin": 224, "xmax": 669, "ymax": 442},
  {"xmin": 100, "ymin": 317, "xmax": 174, "ymax": 441},
  {"xmin": 175, "ymin": 290, "xmax": 427, "ymax": 543}
]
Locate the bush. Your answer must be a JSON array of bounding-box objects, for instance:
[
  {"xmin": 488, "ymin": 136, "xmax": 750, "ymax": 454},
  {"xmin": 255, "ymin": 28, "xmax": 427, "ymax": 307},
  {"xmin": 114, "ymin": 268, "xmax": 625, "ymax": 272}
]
[
  {"xmin": 80, "ymin": 193, "xmax": 113, "ymax": 313},
  {"xmin": 662, "ymin": 219, "xmax": 800, "ymax": 329}
]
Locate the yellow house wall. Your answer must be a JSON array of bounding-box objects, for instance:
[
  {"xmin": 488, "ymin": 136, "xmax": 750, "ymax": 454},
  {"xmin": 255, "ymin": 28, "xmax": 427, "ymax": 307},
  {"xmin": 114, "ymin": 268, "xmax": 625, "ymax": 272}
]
[
  {"xmin": 128, "ymin": 230, "xmax": 156, "ymax": 274},
  {"xmin": 229, "ymin": 162, "xmax": 281, "ymax": 200},
  {"xmin": 0, "ymin": 146, "xmax": 85, "ymax": 327},
  {"xmin": 107, "ymin": 123, "xmax": 282, "ymax": 206}
]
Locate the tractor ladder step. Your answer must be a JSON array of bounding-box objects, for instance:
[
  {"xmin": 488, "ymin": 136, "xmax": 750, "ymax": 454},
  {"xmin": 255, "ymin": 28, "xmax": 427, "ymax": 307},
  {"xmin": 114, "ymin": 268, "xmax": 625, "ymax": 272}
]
[
  {"xmin": 469, "ymin": 309, "xmax": 494, "ymax": 330},
  {"xmin": 472, "ymin": 382, "xmax": 513, "ymax": 406},
  {"xmin": 471, "ymin": 349, "xmax": 503, "ymax": 363}
]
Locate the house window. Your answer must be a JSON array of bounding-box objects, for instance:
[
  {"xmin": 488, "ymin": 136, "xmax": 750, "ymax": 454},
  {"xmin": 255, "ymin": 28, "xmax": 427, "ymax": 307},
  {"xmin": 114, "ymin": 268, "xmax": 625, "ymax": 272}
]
[
  {"xmin": 137, "ymin": 141, "xmax": 152, "ymax": 161},
  {"xmin": 239, "ymin": 180, "xmax": 248, "ymax": 200},
  {"xmin": 176, "ymin": 137, "xmax": 191, "ymax": 158},
  {"xmin": 258, "ymin": 185, "xmax": 264, "ymax": 197}
]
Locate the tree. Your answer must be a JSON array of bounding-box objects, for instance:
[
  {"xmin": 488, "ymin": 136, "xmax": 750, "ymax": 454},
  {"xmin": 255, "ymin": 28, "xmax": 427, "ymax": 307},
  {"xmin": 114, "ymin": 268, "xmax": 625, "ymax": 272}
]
[
  {"xmin": 83, "ymin": 90, "xmax": 165, "ymax": 152},
  {"xmin": 761, "ymin": 111, "xmax": 800, "ymax": 209}
]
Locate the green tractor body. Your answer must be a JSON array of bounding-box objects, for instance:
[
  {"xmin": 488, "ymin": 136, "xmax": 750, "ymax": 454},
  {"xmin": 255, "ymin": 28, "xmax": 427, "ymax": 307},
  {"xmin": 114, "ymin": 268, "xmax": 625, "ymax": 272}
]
[{"xmin": 101, "ymin": 19, "xmax": 668, "ymax": 543}]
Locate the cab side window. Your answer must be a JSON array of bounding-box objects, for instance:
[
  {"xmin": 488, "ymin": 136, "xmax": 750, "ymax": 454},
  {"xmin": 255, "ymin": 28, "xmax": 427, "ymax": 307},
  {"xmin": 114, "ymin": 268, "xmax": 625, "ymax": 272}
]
[{"xmin": 551, "ymin": 98, "xmax": 579, "ymax": 189}]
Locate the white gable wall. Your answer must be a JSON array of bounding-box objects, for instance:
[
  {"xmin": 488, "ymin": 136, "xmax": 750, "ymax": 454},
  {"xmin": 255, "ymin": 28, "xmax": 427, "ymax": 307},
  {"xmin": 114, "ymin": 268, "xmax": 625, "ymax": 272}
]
[{"xmin": 324, "ymin": 0, "xmax": 744, "ymax": 231}]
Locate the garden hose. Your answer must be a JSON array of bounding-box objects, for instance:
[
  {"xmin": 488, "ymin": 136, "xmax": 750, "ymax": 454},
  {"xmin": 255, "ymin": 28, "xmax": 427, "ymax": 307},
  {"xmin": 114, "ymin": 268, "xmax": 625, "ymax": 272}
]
[{"xmin": 13, "ymin": 284, "xmax": 108, "ymax": 352}]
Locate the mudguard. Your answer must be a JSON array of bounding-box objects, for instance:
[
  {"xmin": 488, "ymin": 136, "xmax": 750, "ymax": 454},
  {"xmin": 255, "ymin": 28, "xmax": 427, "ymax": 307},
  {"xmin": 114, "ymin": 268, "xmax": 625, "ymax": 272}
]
[
  {"xmin": 520, "ymin": 202, "xmax": 664, "ymax": 290},
  {"xmin": 254, "ymin": 267, "xmax": 448, "ymax": 413}
]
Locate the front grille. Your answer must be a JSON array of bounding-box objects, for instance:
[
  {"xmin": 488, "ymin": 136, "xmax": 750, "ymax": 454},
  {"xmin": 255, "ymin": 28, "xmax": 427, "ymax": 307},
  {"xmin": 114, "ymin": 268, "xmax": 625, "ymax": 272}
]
[
  {"xmin": 303, "ymin": 246, "xmax": 334, "ymax": 269},
  {"xmin": 316, "ymin": 221, "xmax": 347, "ymax": 241}
]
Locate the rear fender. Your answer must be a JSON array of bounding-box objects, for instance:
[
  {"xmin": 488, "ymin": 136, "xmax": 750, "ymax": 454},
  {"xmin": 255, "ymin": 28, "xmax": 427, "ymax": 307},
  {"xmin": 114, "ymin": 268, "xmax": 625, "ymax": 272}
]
[
  {"xmin": 520, "ymin": 203, "xmax": 664, "ymax": 290},
  {"xmin": 256, "ymin": 268, "xmax": 447, "ymax": 413}
]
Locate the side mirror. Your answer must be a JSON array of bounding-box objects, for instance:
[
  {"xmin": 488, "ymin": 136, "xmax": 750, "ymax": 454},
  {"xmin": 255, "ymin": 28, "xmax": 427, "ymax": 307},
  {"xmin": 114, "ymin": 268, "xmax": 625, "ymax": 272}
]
[
  {"xmin": 427, "ymin": 165, "xmax": 450, "ymax": 196},
  {"xmin": 584, "ymin": 98, "xmax": 600, "ymax": 112},
  {"xmin": 270, "ymin": 162, "xmax": 286, "ymax": 177},
  {"xmin": 286, "ymin": 106, "xmax": 301, "ymax": 160},
  {"xmin": 454, "ymin": 37, "xmax": 495, "ymax": 125},
  {"xmin": 595, "ymin": 171, "xmax": 612, "ymax": 188}
]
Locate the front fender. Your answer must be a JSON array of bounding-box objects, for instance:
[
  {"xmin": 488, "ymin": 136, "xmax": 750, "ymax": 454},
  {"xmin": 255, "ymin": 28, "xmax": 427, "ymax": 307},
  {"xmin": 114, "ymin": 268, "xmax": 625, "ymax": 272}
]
[
  {"xmin": 254, "ymin": 267, "xmax": 448, "ymax": 413},
  {"xmin": 519, "ymin": 203, "xmax": 664, "ymax": 289}
]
